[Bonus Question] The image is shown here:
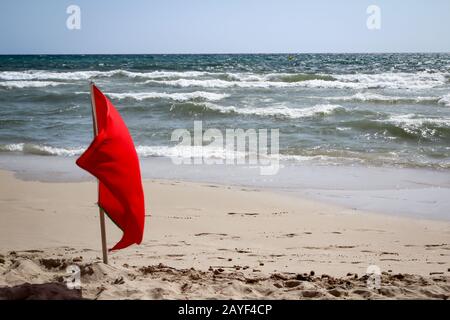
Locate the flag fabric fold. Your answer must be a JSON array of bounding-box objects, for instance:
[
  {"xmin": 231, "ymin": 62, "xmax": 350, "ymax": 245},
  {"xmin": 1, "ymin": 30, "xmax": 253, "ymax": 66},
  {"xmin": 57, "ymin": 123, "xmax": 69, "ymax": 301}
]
[{"xmin": 76, "ymin": 84, "xmax": 145, "ymax": 251}]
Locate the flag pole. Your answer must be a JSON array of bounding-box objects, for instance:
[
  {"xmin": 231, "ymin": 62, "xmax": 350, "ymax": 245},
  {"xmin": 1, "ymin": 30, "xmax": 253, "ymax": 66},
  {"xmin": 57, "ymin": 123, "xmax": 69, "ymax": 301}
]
[{"xmin": 89, "ymin": 82, "xmax": 108, "ymax": 265}]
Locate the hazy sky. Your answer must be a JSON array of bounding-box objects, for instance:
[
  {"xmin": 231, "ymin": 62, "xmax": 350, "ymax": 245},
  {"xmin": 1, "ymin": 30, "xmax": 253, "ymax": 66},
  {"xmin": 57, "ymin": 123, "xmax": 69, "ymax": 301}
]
[{"xmin": 0, "ymin": 0, "xmax": 449, "ymax": 54}]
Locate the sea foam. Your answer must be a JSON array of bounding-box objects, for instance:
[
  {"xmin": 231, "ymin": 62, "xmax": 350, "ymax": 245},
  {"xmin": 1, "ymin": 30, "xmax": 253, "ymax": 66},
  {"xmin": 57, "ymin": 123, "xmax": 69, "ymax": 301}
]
[
  {"xmin": 107, "ymin": 91, "xmax": 228, "ymax": 102},
  {"xmin": 0, "ymin": 81, "xmax": 65, "ymax": 89},
  {"xmin": 198, "ymin": 103, "xmax": 344, "ymax": 119},
  {"xmin": 0, "ymin": 143, "xmax": 84, "ymax": 156}
]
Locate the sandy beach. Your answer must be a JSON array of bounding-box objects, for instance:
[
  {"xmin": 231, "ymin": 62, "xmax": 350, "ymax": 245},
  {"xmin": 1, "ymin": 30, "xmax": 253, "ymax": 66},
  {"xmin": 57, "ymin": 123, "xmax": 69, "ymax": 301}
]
[
  {"xmin": 1, "ymin": 0, "xmax": 450, "ymax": 307},
  {"xmin": 0, "ymin": 169, "xmax": 449, "ymax": 299}
]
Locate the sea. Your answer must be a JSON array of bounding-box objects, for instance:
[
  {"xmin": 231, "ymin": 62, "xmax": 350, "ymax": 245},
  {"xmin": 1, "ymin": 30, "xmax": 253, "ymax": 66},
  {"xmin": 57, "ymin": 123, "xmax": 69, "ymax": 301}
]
[
  {"xmin": 1, "ymin": 54, "xmax": 450, "ymax": 219},
  {"xmin": 0, "ymin": 53, "xmax": 449, "ymax": 169}
]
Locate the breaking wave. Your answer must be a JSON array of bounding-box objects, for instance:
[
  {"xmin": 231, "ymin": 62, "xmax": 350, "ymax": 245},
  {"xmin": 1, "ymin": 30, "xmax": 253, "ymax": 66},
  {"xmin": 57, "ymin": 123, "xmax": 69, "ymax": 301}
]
[
  {"xmin": 2, "ymin": 142, "xmax": 448, "ymax": 169},
  {"xmin": 146, "ymin": 72, "xmax": 448, "ymax": 90},
  {"xmin": 326, "ymin": 92, "xmax": 441, "ymax": 104},
  {"xmin": 168, "ymin": 103, "xmax": 344, "ymax": 119},
  {"xmin": 438, "ymin": 94, "xmax": 450, "ymax": 107},
  {"xmin": 381, "ymin": 114, "xmax": 450, "ymax": 138},
  {"xmin": 0, "ymin": 143, "xmax": 84, "ymax": 156},
  {"xmin": 0, "ymin": 70, "xmax": 447, "ymax": 90},
  {"xmin": 0, "ymin": 81, "xmax": 66, "ymax": 89},
  {"xmin": 0, "ymin": 70, "xmax": 209, "ymax": 81},
  {"xmin": 0, "ymin": 143, "xmax": 253, "ymax": 161},
  {"xmin": 333, "ymin": 72, "xmax": 448, "ymax": 90},
  {"xmin": 107, "ymin": 91, "xmax": 228, "ymax": 102}
]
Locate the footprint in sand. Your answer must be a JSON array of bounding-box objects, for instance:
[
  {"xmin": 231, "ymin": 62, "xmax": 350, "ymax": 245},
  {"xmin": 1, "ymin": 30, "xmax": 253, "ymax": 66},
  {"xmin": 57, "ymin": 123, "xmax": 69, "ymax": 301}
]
[
  {"xmin": 284, "ymin": 233, "xmax": 297, "ymax": 238},
  {"xmin": 235, "ymin": 248, "xmax": 252, "ymax": 254},
  {"xmin": 227, "ymin": 212, "xmax": 259, "ymax": 216}
]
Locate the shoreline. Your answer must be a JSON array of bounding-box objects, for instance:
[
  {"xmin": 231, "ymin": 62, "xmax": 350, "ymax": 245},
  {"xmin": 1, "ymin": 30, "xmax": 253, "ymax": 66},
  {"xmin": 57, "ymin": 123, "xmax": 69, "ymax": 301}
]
[{"xmin": 1, "ymin": 154, "xmax": 449, "ymax": 221}]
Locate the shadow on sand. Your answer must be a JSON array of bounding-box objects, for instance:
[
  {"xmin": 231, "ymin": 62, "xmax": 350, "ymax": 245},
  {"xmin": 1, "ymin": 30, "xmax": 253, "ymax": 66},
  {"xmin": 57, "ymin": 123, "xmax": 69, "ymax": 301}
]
[{"xmin": 0, "ymin": 282, "xmax": 83, "ymax": 300}]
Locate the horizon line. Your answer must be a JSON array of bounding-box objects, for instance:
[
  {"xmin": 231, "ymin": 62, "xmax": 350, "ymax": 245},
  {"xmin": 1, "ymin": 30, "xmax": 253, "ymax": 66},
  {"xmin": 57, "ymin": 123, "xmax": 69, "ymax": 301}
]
[{"xmin": 1, "ymin": 51, "xmax": 450, "ymax": 56}]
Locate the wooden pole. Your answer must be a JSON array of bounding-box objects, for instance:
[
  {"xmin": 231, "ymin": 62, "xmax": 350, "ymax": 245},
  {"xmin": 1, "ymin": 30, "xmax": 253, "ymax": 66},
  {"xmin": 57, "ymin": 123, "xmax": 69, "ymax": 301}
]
[{"xmin": 90, "ymin": 82, "xmax": 108, "ymax": 265}]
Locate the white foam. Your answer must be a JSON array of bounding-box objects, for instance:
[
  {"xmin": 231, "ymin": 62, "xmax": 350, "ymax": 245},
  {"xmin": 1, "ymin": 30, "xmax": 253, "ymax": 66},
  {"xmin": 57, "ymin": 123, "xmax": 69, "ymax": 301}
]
[
  {"xmin": 0, "ymin": 143, "xmax": 84, "ymax": 156},
  {"xmin": 225, "ymin": 73, "xmax": 269, "ymax": 81},
  {"xmin": 438, "ymin": 94, "xmax": 450, "ymax": 107},
  {"xmin": 0, "ymin": 81, "xmax": 65, "ymax": 89},
  {"xmin": 0, "ymin": 70, "xmax": 114, "ymax": 81},
  {"xmin": 278, "ymin": 153, "xmax": 365, "ymax": 165},
  {"xmin": 231, "ymin": 71, "xmax": 448, "ymax": 90},
  {"xmin": 145, "ymin": 79, "xmax": 264, "ymax": 88},
  {"xmin": 0, "ymin": 70, "xmax": 210, "ymax": 81},
  {"xmin": 107, "ymin": 91, "xmax": 228, "ymax": 102},
  {"xmin": 386, "ymin": 114, "xmax": 450, "ymax": 127},
  {"xmin": 147, "ymin": 77, "xmax": 442, "ymax": 90},
  {"xmin": 0, "ymin": 143, "xmax": 249, "ymax": 160},
  {"xmin": 381, "ymin": 114, "xmax": 450, "ymax": 138},
  {"xmin": 225, "ymin": 72, "xmax": 334, "ymax": 82},
  {"xmin": 123, "ymin": 70, "xmax": 208, "ymax": 79},
  {"xmin": 136, "ymin": 145, "xmax": 248, "ymax": 160},
  {"xmin": 0, "ymin": 142, "xmax": 275, "ymax": 162},
  {"xmin": 203, "ymin": 103, "xmax": 343, "ymax": 119},
  {"xmin": 145, "ymin": 78, "xmax": 361, "ymax": 89},
  {"xmin": 326, "ymin": 92, "xmax": 438, "ymax": 103},
  {"xmin": 1, "ymin": 70, "xmax": 446, "ymax": 90},
  {"xmin": 334, "ymin": 72, "xmax": 447, "ymax": 90}
]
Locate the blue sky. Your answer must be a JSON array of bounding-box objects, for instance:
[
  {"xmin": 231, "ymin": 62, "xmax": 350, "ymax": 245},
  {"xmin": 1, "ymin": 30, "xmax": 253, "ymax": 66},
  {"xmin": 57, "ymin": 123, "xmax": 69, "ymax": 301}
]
[{"xmin": 0, "ymin": 0, "xmax": 449, "ymax": 54}]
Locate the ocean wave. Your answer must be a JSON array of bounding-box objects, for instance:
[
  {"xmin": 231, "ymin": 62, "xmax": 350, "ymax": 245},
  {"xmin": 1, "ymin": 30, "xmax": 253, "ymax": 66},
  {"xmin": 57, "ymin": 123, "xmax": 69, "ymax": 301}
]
[
  {"xmin": 123, "ymin": 70, "xmax": 209, "ymax": 79},
  {"xmin": 385, "ymin": 114, "xmax": 450, "ymax": 127},
  {"xmin": 275, "ymin": 73, "xmax": 336, "ymax": 82},
  {"xmin": 279, "ymin": 149, "xmax": 450, "ymax": 169},
  {"xmin": 1, "ymin": 70, "xmax": 447, "ymax": 90},
  {"xmin": 0, "ymin": 70, "xmax": 114, "ymax": 81},
  {"xmin": 438, "ymin": 94, "xmax": 450, "ymax": 107},
  {"xmin": 145, "ymin": 78, "xmax": 286, "ymax": 88},
  {"xmin": 2, "ymin": 142, "xmax": 448, "ymax": 169},
  {"xmin": 0, "ymin": 142, "xmax": 287, "ymax": 164},
  {"xmin": 145, "ymin": 78, "xmax": 367, "ymax": 89},
  {"xmin": 278, "ymin": 151, "xmax": 367, "ymax": 165},
  {"xmin": 177, "ymin": 103, "xmax": 345, "ymax": 119},
  {"xmin": 107, "ymin": 91, "xmax": 228, "ymax": 102},
  {"xmin": 333, "ymin": 72, "xmax": 447, "ymax": 90},
  {"xmin": 0, "ymin": 143, "xmax": 251, "ymax": 160},
  {"xmin": 136, "ymin": 145, "xmax": 251, "ymax": 160},
  {"xmin": 146, "ymin": 73, "xmax": 447, "ymax": 90},
  {"xmin": 136, "ymin": 145, "xmax": 344, "ymax": 163},
  {"xmin": 0, "ymin": 70, "xmax": 210, "ymax": 81},
  {"xmin": 0, "ymin": 81, "xmax": 65, "ymax": 89},
  {"xmin": 378, "ymin": 114, "xmax": 450, "ymax": 138},
  {"xmin": 0, "ymin": 143, "xmax": 84, "ymax": 156},
  {"xmin": 326, "ymin": 92, "xmax": 440, "ymax": 104},
  {"xmin": 224, "ymin": 72, "xmax": 336, "ymax": 82}
]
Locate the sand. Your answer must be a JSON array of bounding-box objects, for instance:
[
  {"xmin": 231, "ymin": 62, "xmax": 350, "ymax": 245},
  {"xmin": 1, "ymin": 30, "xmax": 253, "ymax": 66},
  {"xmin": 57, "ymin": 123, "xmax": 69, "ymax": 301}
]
[{"xmin": 0, "ymin": 169, "xmax": 449, "ymax": 299}]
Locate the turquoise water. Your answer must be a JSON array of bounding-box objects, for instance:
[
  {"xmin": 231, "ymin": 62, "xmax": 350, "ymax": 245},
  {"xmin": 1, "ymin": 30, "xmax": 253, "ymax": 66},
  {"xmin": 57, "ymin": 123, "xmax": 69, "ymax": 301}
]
[{"xmin": 1, "ymin": 53, "xmax": 450, "ymax": 169}]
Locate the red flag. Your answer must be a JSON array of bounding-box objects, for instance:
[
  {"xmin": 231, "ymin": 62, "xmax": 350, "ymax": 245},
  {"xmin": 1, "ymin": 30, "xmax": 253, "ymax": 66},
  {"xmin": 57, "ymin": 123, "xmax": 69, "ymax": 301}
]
[{"xmin": 76, "ymin": 84, "xmax": 145, "ymax": 251}]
